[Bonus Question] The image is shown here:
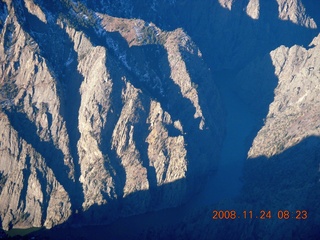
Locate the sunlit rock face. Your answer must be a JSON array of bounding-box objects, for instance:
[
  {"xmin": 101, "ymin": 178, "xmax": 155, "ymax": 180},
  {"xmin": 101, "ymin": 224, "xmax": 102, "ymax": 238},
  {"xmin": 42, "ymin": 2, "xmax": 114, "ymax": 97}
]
[
  {"xmin": 248, "ymin": 34, "xmax": 320, "ymax": 158},
  {"xmin": 276, "ymin": 0, "xmax": 317, "ymax": 28}
]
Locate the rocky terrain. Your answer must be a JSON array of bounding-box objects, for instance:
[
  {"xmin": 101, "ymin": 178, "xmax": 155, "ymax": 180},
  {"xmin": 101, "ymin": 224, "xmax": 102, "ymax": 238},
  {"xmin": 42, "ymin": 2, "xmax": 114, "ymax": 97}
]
[
  {"xmin": 0, "ymin": 0, "xmax": 223, "ymax": 231},
  {"xmin": 1, "ymin": 0, "xmax": 320, "ymax": 239},
  {"xmin": 248, "ymin": 35, "xmax": 320, "ymax": 158}
]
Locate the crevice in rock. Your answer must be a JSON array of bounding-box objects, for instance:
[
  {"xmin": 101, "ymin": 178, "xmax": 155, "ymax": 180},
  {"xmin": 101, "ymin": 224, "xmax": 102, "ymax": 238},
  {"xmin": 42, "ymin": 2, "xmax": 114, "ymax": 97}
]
[
  {"xmin": 99, "ymin": 55, "xmax": 127, "ymax": 203},
  {"xmin": 18, "ymin": 155, "xmax": 31, "ymax": 217},
  {"xmin": 35, "ymin": 168, "xmax": 49, "ymax": 226}
]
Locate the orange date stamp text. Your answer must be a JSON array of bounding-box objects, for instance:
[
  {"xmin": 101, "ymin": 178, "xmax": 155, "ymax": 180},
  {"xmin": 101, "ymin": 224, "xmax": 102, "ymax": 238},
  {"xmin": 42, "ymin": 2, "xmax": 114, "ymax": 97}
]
[{"xmin": 212, "ymin": 210, "xmax": 308, "ymax": 220}]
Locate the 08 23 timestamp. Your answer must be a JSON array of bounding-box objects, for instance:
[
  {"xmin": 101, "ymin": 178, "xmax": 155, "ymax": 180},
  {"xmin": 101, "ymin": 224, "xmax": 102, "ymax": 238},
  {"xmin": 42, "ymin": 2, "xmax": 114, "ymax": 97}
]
[{"xmin": 212, "ymin": 210, "xmax": 308, "ymax": 220}]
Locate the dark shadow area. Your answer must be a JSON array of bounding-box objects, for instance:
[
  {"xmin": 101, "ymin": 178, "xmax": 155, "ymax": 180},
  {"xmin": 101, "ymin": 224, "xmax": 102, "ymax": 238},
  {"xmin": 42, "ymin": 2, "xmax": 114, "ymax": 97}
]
[
  {"xmin": 26, "ymin": 178, "xmax": 188, "ymax": 240},
  {"xmin": 126, "ymin": 44, "xmax": 168, "ymax": 101},
  {"xmin": 231, "ymin": 53, "xmax": 279, "ymax": 126},
  {"xmin": 243, "ymin": 136, "xmax": 320, "ymax": 207},
  {"xmin": 237, "ymin": 136, "xmax": 320, "ymax": 239},
  {"xmin": 179, "ymin": 45, "xmax": 225, "ymax": 167}
]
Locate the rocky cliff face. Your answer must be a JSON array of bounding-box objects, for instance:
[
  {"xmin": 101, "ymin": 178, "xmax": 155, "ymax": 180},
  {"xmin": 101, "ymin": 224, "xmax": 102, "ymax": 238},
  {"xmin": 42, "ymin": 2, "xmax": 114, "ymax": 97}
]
[
  {"xmin": 0, "ymin": 0, "xmax": 223, "ymax": 230},
  {"xmin": 248, "ymin": 34, "xmax": 320, "ymax": 158}
]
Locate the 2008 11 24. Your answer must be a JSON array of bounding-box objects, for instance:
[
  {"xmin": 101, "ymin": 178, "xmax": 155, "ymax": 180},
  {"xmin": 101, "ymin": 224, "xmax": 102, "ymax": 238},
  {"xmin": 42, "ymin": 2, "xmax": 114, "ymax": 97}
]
[{"xmin": 212, "ymin": 210, "xmax": 308, "ymax": 220}]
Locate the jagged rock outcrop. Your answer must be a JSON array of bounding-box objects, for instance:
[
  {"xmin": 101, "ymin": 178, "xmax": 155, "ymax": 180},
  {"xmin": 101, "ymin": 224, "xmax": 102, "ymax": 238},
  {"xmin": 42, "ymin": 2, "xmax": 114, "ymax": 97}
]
[
  {"xmin": 276, "ymin": 0, "xmax": 317, "ymax": 28},
  {"xmin": 24, "ymin": 0, "xmax": 46, "ymax": 23},
  {"xmin": 218, "ymin": 0, "xmax": 235, "ymax": 10},
  {"xmin": 248, "ymin": 34, "xmax": 320, "ymax": 158},
  {"xmin": 0, "ymin": 0, "xmax": 223, "ymax": 230},
  {"xmin": 246, "ymin": 0, "xmax": 260, "ymax": 20}
]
